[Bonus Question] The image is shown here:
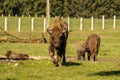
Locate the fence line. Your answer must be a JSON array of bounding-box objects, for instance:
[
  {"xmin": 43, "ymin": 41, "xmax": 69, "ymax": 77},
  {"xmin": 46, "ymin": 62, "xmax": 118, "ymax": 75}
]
[
  {"xmin": 18, "ymin": 18, "xmax": 21, "ymax": 32},
  {"xmin": 44, "ymin": 18, "xmax": 46, "ymax": 32},
  {"xmin": 31, "ymin": 18, "xmax": 34, "ymax": 32},
  {"xmin": 80, "ymin": 17, "xmax": 82, "ymax": 31},
  {"xmin": 4, "ymin": 17, "xmax": 7, "ymax": 31},
  {"xmin": 1, "ymin": 15, "xmax": 117, "ymax": 32},
  {"xmin": 68, "ymin": 17, "xmax": 70, "ymax": 31},
  {"xmin": 102, "ymin": 15, "xmax": 105, "ymax": 30},
  {"xmin": 91, "ymin": 17, "xmax": 94, "ymax": 30},
  {"xmin": 113, "ymin": 15, "xmax": 116, "ymax": 29}
]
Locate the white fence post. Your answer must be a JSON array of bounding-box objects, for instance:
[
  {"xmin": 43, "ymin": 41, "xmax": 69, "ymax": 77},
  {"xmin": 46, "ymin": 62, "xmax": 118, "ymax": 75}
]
[
  {"xmin": 4, "ymin": 17, "xmax": 7, "ymax": 31},
  {"xmin": 44, "ymin": 18, "xmax": 46, "ymax": 32},
  {"xmin": 18, "ymin": 18, "xmax": 21, "ymax": 32},
  {"xmin": 80, "ymin": 17, "xmax": 83, "ymax": 31},
  {"xmin": 113, "ymin": 15, "xmax": 116, "ymax": 29},
  {"xmin": 35, "ymin": 14, "xmax": 37, "ymax": 18},
  {"xmin": 31, "ymin": 18, "xmax": 34, "ymax": 32},
  {"xmin": 2, "ymin": 14, "xmax": 3, "ymax": 17},
  {"xmin": 102, "ymin": 15, "xmax": 104, "ymax": 30},
  {"xmin": 15, "ymin": 14, "xmax": 17, "ymax": 17},
  {"xmin": 8, "ymin": 14, "xmax": 10, "ymax": 17},
  {"xmin": 68, "ymin": 17, "xmax": 70, "ymax": 31},
  {"xmin": 42, "ymin": 15, "xmax": 44, "ymax": 18},
  {"xmin": 91, "ymin": 16, "xmax": 94, "ymax": 30},
  {"xmin": 29, "ymin": 14, "xmax": 31, "ymax": 18}
]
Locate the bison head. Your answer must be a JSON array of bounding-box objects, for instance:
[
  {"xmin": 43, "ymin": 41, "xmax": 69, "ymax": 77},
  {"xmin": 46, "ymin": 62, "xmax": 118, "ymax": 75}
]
[
  {"xmin": 76, "ymin": 43, "xmax": 88, "ymax": 55},
  {"xmin": 6, "ymin": 50, "xmax": 13, "ymax": 58},
  {"xmin": 47, "ymin": 28, "xmax": 65, "ymax": 50}
]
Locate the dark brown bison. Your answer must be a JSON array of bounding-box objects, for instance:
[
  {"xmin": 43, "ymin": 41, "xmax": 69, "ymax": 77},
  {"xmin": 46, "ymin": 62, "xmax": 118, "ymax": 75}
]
[
  {"xmin": 6, "ymin": 50, "xmax": 29, "ymax": 60},
  {"xmin": 47, "ymin": 16, "xmax": 68, "ymax": 66},
  {"xmin": 77, "ymin": 34, "xmax": 101, "ymax": 61}
]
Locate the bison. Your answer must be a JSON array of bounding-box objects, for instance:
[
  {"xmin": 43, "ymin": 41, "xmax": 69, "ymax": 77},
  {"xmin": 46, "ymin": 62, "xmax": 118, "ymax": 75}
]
[
  {"xmin": 6, "ymin": 50, "xmax": 29, "ymax": 60},
  {"xmin": 76, "ymin": 42, "xmax": 87, "ymax": 61},
  {"xmin": 77, "ymin": 34, "xmax": 101, "ymax": 61},
  {"xmin": 47, "ymin": 16, "xmax": 68, "ymax": 66}
]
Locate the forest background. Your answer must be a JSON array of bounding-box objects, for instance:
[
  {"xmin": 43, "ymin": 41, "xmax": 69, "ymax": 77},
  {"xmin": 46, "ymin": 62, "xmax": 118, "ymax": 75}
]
[{"xmin": 0, "ymin": 0, "xmax": 120, "ymax": 18}]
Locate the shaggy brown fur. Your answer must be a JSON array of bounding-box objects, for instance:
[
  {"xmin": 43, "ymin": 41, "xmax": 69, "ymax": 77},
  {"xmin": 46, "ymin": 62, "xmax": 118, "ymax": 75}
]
[
  {"xmin": 47, "ymin": 16, "xmax": 68, "ymax": 66},
  {"xmin": 77, "ymin": 34, "xmax": 101, "ymax": 61},
  {"xmin": 6, "ymin": 50, "xmax": 29, "ymax": 60},
  {"xmin": 76, "ymin": 42, "xmax": 87, "ymax": 60}
]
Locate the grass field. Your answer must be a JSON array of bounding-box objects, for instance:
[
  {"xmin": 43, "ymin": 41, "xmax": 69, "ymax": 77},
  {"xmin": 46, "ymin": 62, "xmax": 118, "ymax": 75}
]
[{"xmin": 0, "ymin": 17, "xmax": 120, "ymax": 80}]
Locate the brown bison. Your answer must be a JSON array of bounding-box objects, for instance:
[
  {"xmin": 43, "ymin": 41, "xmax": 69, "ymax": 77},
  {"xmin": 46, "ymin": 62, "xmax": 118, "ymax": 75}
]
[
  {"xmin": 76, "ymin": 42, "xmax": 87, "ymax": 61},
  {"xmin": 6, "ymin": 50, "xmax": 29, "ymax": 60},
  {"xmin": 47, "ymin": 16, "xmax": 68, "ymax": 66},
  {"xmin": 77, "ymin": 34, "xmax": 101, "ymax": 61}
]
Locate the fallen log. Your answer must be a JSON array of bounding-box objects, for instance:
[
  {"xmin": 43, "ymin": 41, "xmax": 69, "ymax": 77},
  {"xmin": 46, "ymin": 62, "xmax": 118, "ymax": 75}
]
[{"xmin": 0, "ymin": 28, "xmax": 47, "ymax": 43}]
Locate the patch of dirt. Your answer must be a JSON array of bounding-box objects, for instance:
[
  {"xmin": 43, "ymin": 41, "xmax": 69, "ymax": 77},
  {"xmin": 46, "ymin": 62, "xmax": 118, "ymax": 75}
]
[
  {"xmin": 29, "ymin": 56, "xmax": 50, "ymax": 60},
  {"xmin": 98, "ymin": 57, "xmax": 120, "ymax": 63},
  {"xmin": 1, "ymin": 55, "xmax": 120, "ymax": 65}
]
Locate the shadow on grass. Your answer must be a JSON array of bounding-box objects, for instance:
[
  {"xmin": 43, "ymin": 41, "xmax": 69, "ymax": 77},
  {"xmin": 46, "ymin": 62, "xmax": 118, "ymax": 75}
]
[
  {"xmin": 88, "ymin": 70, "xmax": 120, "ymax": 76},
  {"xmin": 63, "ymin": 61, "xmax": 82, "ymax": 66},
  {"xmin": 6, "ymin": 78, "xmax": 16, "ymax": 80}
]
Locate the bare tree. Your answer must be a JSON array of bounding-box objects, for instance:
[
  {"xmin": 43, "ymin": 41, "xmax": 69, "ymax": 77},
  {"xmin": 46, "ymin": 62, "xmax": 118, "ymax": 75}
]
[{"xmin": 46, "ymin": 0, "xmax": 50, "ymax": 30}]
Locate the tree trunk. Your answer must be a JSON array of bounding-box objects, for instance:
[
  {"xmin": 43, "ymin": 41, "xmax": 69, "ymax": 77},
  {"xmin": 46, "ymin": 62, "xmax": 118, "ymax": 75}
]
[{"xmin": 46, "ymin": 0, "xmax": 50, "ymax": 30}]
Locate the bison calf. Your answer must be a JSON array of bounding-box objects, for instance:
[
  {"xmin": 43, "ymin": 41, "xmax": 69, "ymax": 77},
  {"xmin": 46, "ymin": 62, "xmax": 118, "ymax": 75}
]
[
  {"xmin": 6, "ymin": 50, "xmax": 29, "ymax": 60},
  {"xmin": 77, "ymin": 34, "xmax": 101, "ymax": 61},
  {"xmin": 76, "ymin": 42, "xmax": 88, "ymax": 61}
]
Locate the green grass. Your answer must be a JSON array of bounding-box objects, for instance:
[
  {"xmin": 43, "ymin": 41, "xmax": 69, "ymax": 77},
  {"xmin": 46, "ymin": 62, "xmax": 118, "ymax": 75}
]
[{"xmin": 0, "ymin": 17, "xmax": 120, "ymax": 80}]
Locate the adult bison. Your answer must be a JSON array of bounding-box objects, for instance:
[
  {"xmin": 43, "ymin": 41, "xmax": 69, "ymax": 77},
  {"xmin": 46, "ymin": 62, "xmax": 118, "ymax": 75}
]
[
  {"xmin": 47, "ymin": 16, "xmax": 68, "ymax": 66},
  {"xmin": 77, "ymin": 34, "xmax": 101, "ymax": 61}
]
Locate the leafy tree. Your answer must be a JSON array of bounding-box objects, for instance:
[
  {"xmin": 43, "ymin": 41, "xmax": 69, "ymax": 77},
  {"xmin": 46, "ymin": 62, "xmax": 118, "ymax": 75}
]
[
  {"xmin": 50, "ymin": 0, "xmax": 63, "ymax": 17},
  {"xmin": 0, "ymin": 0, "xmax": 120, "ymax": 18}
]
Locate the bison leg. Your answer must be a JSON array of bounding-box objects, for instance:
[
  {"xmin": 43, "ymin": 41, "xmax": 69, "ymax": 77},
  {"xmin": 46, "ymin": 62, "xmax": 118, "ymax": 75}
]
[
  {"xmin": 62, "ymin": 42, "xmax": 66, "ymax": 64},
  {"xmin": 82, "ymin": 53, "xmax": 85, "ymax": 61},
  {"xmin": 87, "ymin": 51, "xmax": 91, "ymax": 61},
  {"xmin": 91, "ymin": 52, "xmax": 97, "ymax": 61},
  {"xmin": 60, "ymin": 41, "xmax": 66, "ymax": 64},
  {"xmin": 49, "ymin": 45, "xmax": 56, "ymax": 64},
  {"xmin": 94, "ymin": 50, "xmax": 98, "ymax": 61},
  {"xmin": 91, "ymin": 54, "xmax": 96, "ymax": 61},
  {"xmin": 56, "ymin": 50, "xmax": 62, "ymax": 67},
  {"xmin": 93, "ymin": 55, "xmax": 96, "ymax": 61},
  {"xmin": 56, "ymin": 55, "xmax": 62, "ymax": 67},
  {"xmin": 78, "ymin": 53, "xmax": 81, "ymax": 60},
  {"xmin": 91, "ymin": 50, "xmax": 98, "ymax": 61},
  {"xmin": 62, "ymin": 49, "xmax": 66, "ymax": 63},
  {"xmin": 93, "ymin": 53, "xmax": 98, "ymax": 61}
]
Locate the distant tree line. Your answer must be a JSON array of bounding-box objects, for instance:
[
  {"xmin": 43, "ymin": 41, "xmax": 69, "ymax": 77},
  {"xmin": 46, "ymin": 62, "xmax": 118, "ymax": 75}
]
[{"xmin": 0, "ymin": 0, "xmax": 120, "ymax": 18}]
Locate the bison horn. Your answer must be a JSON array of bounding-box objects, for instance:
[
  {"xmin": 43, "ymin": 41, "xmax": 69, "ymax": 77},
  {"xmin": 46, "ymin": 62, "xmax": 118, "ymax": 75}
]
[
  {"xmin": 47, "ymin": 28, "xmax": 52, "ymax": 34},
  {"xmin": 62, "ymin": 30, "xmax": 65, "ymax": 33}
]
